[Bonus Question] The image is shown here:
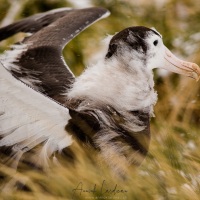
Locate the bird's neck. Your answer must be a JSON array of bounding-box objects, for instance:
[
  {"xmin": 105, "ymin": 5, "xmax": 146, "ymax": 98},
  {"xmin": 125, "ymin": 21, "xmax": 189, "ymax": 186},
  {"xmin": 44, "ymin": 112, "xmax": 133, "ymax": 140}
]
[{"xmin": 68, "ymin": 57, "xmax": 157, "ymax": 116}]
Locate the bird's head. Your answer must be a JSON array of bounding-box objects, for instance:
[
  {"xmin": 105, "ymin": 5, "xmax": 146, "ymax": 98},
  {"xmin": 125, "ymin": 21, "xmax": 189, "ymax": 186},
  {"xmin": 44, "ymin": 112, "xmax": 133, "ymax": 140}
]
[{"xmin": 106, "ymin": 26, "xmax": 200, "ymax": 81}]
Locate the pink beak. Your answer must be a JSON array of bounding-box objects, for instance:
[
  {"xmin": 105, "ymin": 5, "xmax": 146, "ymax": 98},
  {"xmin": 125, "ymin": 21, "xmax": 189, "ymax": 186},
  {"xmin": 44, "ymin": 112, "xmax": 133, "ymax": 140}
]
[{"xmin": 163, "ymin": 47, "xmax": 200, "ymax": 81}]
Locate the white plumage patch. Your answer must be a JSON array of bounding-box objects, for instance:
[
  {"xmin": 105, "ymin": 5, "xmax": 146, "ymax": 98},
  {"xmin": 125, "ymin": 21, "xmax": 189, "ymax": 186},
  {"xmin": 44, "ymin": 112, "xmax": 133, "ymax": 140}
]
[
  {"xmin": 0, "ymin": 62, "xmax": 72, "ymax": 168},
  {"xmin": 0, "ymin": 44, "xmax": 27, "ymax": 72},
  {"xmin": 68, "ymin": 54, "xmax": 157, "ymax": 115}
]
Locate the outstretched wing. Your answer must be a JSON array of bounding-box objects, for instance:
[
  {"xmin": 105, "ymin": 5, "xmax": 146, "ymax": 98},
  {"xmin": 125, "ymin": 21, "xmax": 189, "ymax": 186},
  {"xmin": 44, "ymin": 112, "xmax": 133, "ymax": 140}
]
[
  {"xmin": 0, "ymin": 62, "xmax": 72, "ymax": 168},
  {"xmin": 0, "ymin": 7, "xmax": 110, "ymax": 104},
  {"xmin": 0, "ymin": 8, "xmax": 73, "ymax": 41}
]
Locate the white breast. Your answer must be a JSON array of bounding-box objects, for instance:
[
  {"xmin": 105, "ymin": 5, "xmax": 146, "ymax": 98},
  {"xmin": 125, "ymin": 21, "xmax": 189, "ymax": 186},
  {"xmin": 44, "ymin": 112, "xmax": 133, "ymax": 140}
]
[{"xmin": 68, "ymin": 58, "xmax": 157, "ymax": 113}]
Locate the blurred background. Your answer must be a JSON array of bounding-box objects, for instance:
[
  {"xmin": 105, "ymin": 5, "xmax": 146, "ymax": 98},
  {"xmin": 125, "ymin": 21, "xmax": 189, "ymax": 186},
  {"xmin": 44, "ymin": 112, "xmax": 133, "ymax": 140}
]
[{"xmin": 0, "ymin": 0, "xmax": 200, "ymax": 199}]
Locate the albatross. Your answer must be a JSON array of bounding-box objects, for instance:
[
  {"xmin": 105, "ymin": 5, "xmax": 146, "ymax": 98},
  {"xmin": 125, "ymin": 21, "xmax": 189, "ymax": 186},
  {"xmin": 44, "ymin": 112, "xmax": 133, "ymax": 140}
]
[{"xmin": 0, "ymin": 7, "xmax": 199, "ymax": 175}]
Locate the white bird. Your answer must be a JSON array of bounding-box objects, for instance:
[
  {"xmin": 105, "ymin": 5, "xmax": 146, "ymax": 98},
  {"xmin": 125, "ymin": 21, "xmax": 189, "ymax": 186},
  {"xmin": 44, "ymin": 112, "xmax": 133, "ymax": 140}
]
[{"xmin": 0, "ymin": 7, "xmax": 199, "ymax": 175}]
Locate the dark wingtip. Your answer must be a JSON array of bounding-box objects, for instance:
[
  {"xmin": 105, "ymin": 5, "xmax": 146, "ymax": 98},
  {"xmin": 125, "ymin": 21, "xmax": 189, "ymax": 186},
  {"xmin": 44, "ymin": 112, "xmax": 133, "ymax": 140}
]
[
  {"xmin": 82, "ymin": 6, "xmax": 110, "ymax": 18},
  {"xmin": 0, "ymin": 7, "xmax": 110, "ymax": 43}
]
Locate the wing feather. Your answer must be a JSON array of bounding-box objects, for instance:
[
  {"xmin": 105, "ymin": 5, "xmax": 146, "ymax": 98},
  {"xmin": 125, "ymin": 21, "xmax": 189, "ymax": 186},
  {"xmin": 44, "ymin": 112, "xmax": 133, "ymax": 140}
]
[
  {"xmin": 0, "ymin": 8, "xmax": 73, "ymax": 41},
  {"xmin": 0, "ymin": 62, "xmax": 72, "ymax": 168},
  {"xmin": 0, "ymin": 7, "xmax": 110, "ymax": 104}
]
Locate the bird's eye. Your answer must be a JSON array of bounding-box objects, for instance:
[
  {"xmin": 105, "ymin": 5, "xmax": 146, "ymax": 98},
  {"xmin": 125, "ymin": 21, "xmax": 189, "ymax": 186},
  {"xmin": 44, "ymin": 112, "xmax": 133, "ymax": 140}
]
[{"xmin": 153, "ymin": 40, "xmax": 158, "ymax": 46}]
